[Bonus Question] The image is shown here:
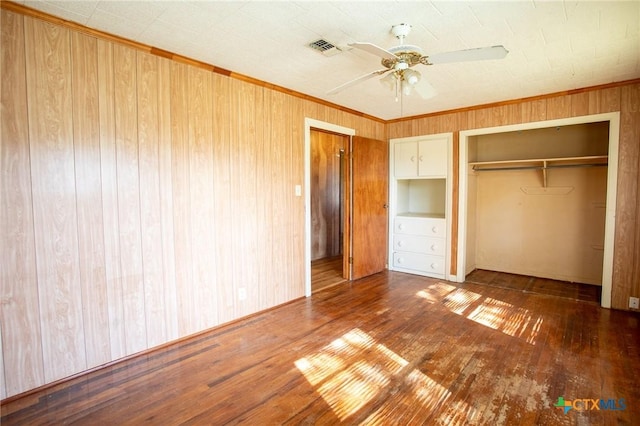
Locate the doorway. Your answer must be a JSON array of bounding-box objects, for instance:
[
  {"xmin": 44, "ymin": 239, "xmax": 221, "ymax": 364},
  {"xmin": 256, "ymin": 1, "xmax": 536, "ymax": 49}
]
[
  {"xmin": 310, "ymin": 128, "xmax": 349, "ymax": 292},
  {"xmin": 304, "ymin": 119, "xmax": 355, "ymax": 297},
  {"xmin": 304, "ymin": 119, "xmax": 389, "ymax": 296}
]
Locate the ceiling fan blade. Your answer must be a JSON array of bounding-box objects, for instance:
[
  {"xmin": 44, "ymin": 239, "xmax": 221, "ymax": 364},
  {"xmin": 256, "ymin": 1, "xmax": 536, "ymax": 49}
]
[
  {"xmin": 348, "ymin": 42, "xmax": 398, "ymax": 61},
  {"xmin": 427, "ymin": 45, "xmax": 508, "ymax": 64},
  {"xmin": 413, "ymin": 78, "xmax": 437, "ymax": 99},
  {"xmin": 327, "ymin": 68, "xmax": 390, "ymax": 95}
]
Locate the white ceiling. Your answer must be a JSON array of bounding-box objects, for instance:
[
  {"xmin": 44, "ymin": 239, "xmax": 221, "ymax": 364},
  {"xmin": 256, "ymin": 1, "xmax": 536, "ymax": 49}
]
[{"xmin": 18, "ymin": 0, "xmax": 640, "ymax": 120}]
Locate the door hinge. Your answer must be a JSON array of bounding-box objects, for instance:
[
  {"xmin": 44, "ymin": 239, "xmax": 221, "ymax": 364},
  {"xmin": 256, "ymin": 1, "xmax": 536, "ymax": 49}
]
[{"xmin": 349, "ymin": 257, "xmax": 353, "ymax": 264}]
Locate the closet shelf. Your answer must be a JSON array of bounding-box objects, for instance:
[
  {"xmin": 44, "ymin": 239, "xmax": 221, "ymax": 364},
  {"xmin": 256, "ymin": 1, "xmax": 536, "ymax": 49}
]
[
  {"xmin": 469, "ymin": 155, "xmax": 608, "ymax": 188},
  {"xmin": 469, "ymin": 155, "xmax": 608, "ymax": 171}
]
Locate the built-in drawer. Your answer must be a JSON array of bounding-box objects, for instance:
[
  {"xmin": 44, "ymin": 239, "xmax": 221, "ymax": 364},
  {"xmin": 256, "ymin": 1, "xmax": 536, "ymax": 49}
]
[
  {"xmin": 393, "ymin": 252, "xmax": 445, "ymax": 275},
  {"xmin": 394, "ymin": 216, "xmax": 445, "ymax": 238},
  {"xmin": 393, "ymin": 234, "xmax": 445, "ymax": 256}
]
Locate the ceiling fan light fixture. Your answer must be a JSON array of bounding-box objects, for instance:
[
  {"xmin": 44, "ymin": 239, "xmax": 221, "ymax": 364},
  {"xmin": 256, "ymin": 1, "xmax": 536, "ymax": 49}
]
[
  {"xmin": 327, "ymin": 22, "xmax": 507, "ymax": 101},
  {"xmin": 403, "ymin": 69, "xmax": 421, "ymax": 86},
  {"xmin": 380, "ymin": 72, "xmax": 396, "ymax": 90}
]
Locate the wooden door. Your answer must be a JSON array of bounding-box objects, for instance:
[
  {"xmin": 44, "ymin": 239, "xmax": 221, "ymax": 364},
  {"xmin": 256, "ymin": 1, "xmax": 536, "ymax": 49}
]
[{"xmin": 351, "ymin": 136, "xmax": 389, "ymax": 279}]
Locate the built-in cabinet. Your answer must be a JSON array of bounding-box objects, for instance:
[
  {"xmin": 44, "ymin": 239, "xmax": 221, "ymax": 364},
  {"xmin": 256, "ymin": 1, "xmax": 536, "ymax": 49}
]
[
  {"xmin": 389, "ymin": 134, "xmax": 452, "ymax": 279},
  {"xmin": 394, "ymin": 138, "xmax": 448, "ymax": 178}
]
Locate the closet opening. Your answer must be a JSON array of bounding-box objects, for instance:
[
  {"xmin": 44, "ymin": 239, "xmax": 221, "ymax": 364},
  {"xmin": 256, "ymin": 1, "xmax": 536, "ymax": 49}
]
[
  {"xmin": 457, "ymin": 113, "xmax": 620, "ymax": 308},
  {"xmin": 310, "ymin": 128, "xmax": 349, "ymax": 293}
]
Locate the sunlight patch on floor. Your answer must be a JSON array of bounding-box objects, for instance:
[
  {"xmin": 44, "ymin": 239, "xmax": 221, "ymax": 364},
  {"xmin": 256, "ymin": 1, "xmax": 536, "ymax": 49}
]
[
  {"xmin": 294, "ymin": 328, "xmax": 474, "ymax": 422},
  {"xmin": 442, "ymin": 288, "xmax": 482, "ymax": 314},
  {"xmin": 416, "ymin": 282, "xmax": 458, "ymax": 303},
  {"xmin": 417, "ymin": 283, "xmax": 544, "ymax": 345}
]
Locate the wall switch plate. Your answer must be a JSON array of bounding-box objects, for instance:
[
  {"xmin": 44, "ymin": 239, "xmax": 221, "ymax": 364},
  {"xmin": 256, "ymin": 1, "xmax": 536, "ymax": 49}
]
[
  {"xmin": 295, "ymin": 185, "xmax": 302, "ymax": 197},
  {"xmin": 630, "ymin": 297, "xmax": 639, "ymax": 309},
  {"xmin": 238, "ymin": 288, "xmax": 247, "ymax": 301}
]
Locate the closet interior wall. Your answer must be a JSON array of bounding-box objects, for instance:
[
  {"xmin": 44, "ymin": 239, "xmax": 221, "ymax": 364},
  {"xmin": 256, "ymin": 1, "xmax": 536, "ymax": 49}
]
[{"xmin": 466, "ymin": 123, "xmax": 610, "ymax": 285}]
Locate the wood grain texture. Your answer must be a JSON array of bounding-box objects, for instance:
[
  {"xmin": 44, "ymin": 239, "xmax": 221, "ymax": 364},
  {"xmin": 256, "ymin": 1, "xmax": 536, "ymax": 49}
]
[
  {"xmin": 291, "ymin": 96, "xmax": 306, "ymax": 299},
  {"xmin": 545, "ymin": 96, "xmax": 572, "ymax": 120},
  {"xmin": 450, "ymin": 132, "xmax": 459, "ymax": 276},
  {"xmin": 0, "ymin": 10, "xmax": 45, "ymax": 396},
  {"xmin": 70, "ymin": 31, "xmax": 111, "ymax": 368},
  {"xmin": 255, "ymin": 88, "xmax": 274, "ymax": 310},
  {"xmin": 611, "ymin": 84, "xmax": 640, "ymax": 308},
  {"xmin": 2, "ymin": 271, "xmax": 638, "ymax": 425},
  {"xmin": 311, "ymin": 130, "xmax": 345, "ymax": 261},
  {"xmin": 137, "ymin": 51, "xmax": 167, "ymax": 347},
  {"xmin": 589, "ymin": 87, "xmax": 621, "ymax": 114},
  {"xmin": 0, "ymin": 326, "xmax": 4, "ymax": 399},
  {"xmin": 114, "ymin": 44, "xmax": 147, "ymax": 355},
  {"xmin": 231, "ymin": 78, "xmax": 259, "ymax": 318},
  {"xmin": 281, "ymin": 91, "xmax": 297, "ymax": 302},
  {"xmin": 97, "ymin": 38, "xmax": 126, "ymax": 361},
  {"xmin": 630, "ymin": 85, "xmax": 640, "ymax": 304},
  {"xmin": 311, "ymin": 255, "xmax": 346, "ymax": 292},
  {"xmin": 520, "ymin": 99, "xmax": 547, "ymax": 123},
  {"xmin": 268, "ymin": 90, "xmax": 293, "ymax": 306},
  {"xmin": 211, "ymin": 72, "xmax": 235, "ymax": 323},
  {"xmin": 157, "ymin": 55, "xmax": 179, "ymax": 341},
  {"xmin": 169, "ymin": 60, "xmax": 196, "ymax": 336},
  {"xmin": 351, "ymin": 136, "xmax": 389, "ymax": 280},
  {"xmin": 188, "ymin": 65, "xmax": 218, "ymax": 329},
  {"xmin": 3, "ymin": 5, "xmax": 640, "ymax": 400},
  {"xmin": 24, "ymin": 17, "xmax": 87, "ymax": 383}
]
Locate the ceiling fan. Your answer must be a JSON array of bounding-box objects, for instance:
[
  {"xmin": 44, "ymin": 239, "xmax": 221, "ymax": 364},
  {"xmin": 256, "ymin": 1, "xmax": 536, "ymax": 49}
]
[{"xmin": 327, "ymin": 23, "xmax": 509, "ymax": 100}]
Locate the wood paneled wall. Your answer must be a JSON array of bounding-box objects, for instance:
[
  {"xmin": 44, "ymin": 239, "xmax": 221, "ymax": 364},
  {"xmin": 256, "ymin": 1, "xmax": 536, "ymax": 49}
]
[
  {"xmin": 0, "ymin": 9, "xmax": 385, "ymax": 398},
  {"xmin": 388, "ymin": 83, "xmax": 640, "ymax": 312}
]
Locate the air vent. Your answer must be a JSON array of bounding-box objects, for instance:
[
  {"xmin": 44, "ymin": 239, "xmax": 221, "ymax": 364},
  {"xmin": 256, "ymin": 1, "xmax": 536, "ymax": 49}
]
[
  {"xmin": 308, "ymin": 39, "xmax": 342, "ymax": 57},
  {"xmin": 309, "ymin": 39, "xmax": 335, "ymax": 51}
]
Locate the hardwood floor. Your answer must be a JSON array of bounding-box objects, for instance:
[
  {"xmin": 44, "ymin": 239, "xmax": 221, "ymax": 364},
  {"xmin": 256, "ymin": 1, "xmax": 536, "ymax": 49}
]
[
  {"xmin": 311, "ymin": 255, "xmax": 346, "ymax": 293},
  {"xmin": 466, "ymin": 269, "xmax": 602, "ymax": 304},
  {"xmin": 2, "ymin": 271, "xmax": 638, "ymax": 425}
]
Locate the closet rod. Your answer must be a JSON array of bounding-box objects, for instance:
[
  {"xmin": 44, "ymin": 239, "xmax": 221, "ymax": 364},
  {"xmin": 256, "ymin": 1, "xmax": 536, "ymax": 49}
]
[{"xmin": 472, "ymin": 163, "xmax": 608, "ymax": 172}]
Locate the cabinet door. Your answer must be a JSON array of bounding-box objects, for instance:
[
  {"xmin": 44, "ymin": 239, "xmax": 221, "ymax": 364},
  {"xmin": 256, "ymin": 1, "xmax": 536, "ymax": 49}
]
[
  {"xmin": 394, "ymin": 141, "xmax": 417, "ymax": 178},
  {"xmin": 418, "ymin": 137, "xmax": 448, "ymax": 177}
]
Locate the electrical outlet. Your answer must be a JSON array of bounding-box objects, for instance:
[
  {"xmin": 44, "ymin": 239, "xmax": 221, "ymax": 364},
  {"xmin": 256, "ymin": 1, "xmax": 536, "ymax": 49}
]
[
  {"xmin": 238, "ymin": 288, "xmax": 247, "ymax": 301},
  {"xmin": 629, "ymin": 297, "xmax": 639, "ymax": 310}
]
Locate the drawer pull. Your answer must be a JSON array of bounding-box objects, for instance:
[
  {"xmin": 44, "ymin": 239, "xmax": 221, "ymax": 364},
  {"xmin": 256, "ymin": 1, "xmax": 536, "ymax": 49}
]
[
  {"xmin": 410, "ymin": 156, "xmax": 415, "ymax": 162},
  {"xmin": 430, "ymin": 262, "xmax": 438, "ymax": 269},
  {"xmin": 431, "ymin": 226, "xmax": 438, "ymax": 233},
  {"xmin": 397, "ymin": 258, "xmax": 404, "ymax": 264},
  {"xmin": 398, "ymin": 224, "xmax": 405, "ymax": 231},
  {"xmin": 430, "ymin": 244, "xmax": 437, "ymax": 251},
  {"xmin": 397, "ymin": 241, "xmax": 403, "ymax": 247}
]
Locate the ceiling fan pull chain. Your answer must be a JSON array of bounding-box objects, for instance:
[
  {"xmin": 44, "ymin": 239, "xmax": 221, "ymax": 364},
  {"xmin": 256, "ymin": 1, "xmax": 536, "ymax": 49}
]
[{"xmin": 394, "ymin": 76, "xmax": 399, "ymax": 102}]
